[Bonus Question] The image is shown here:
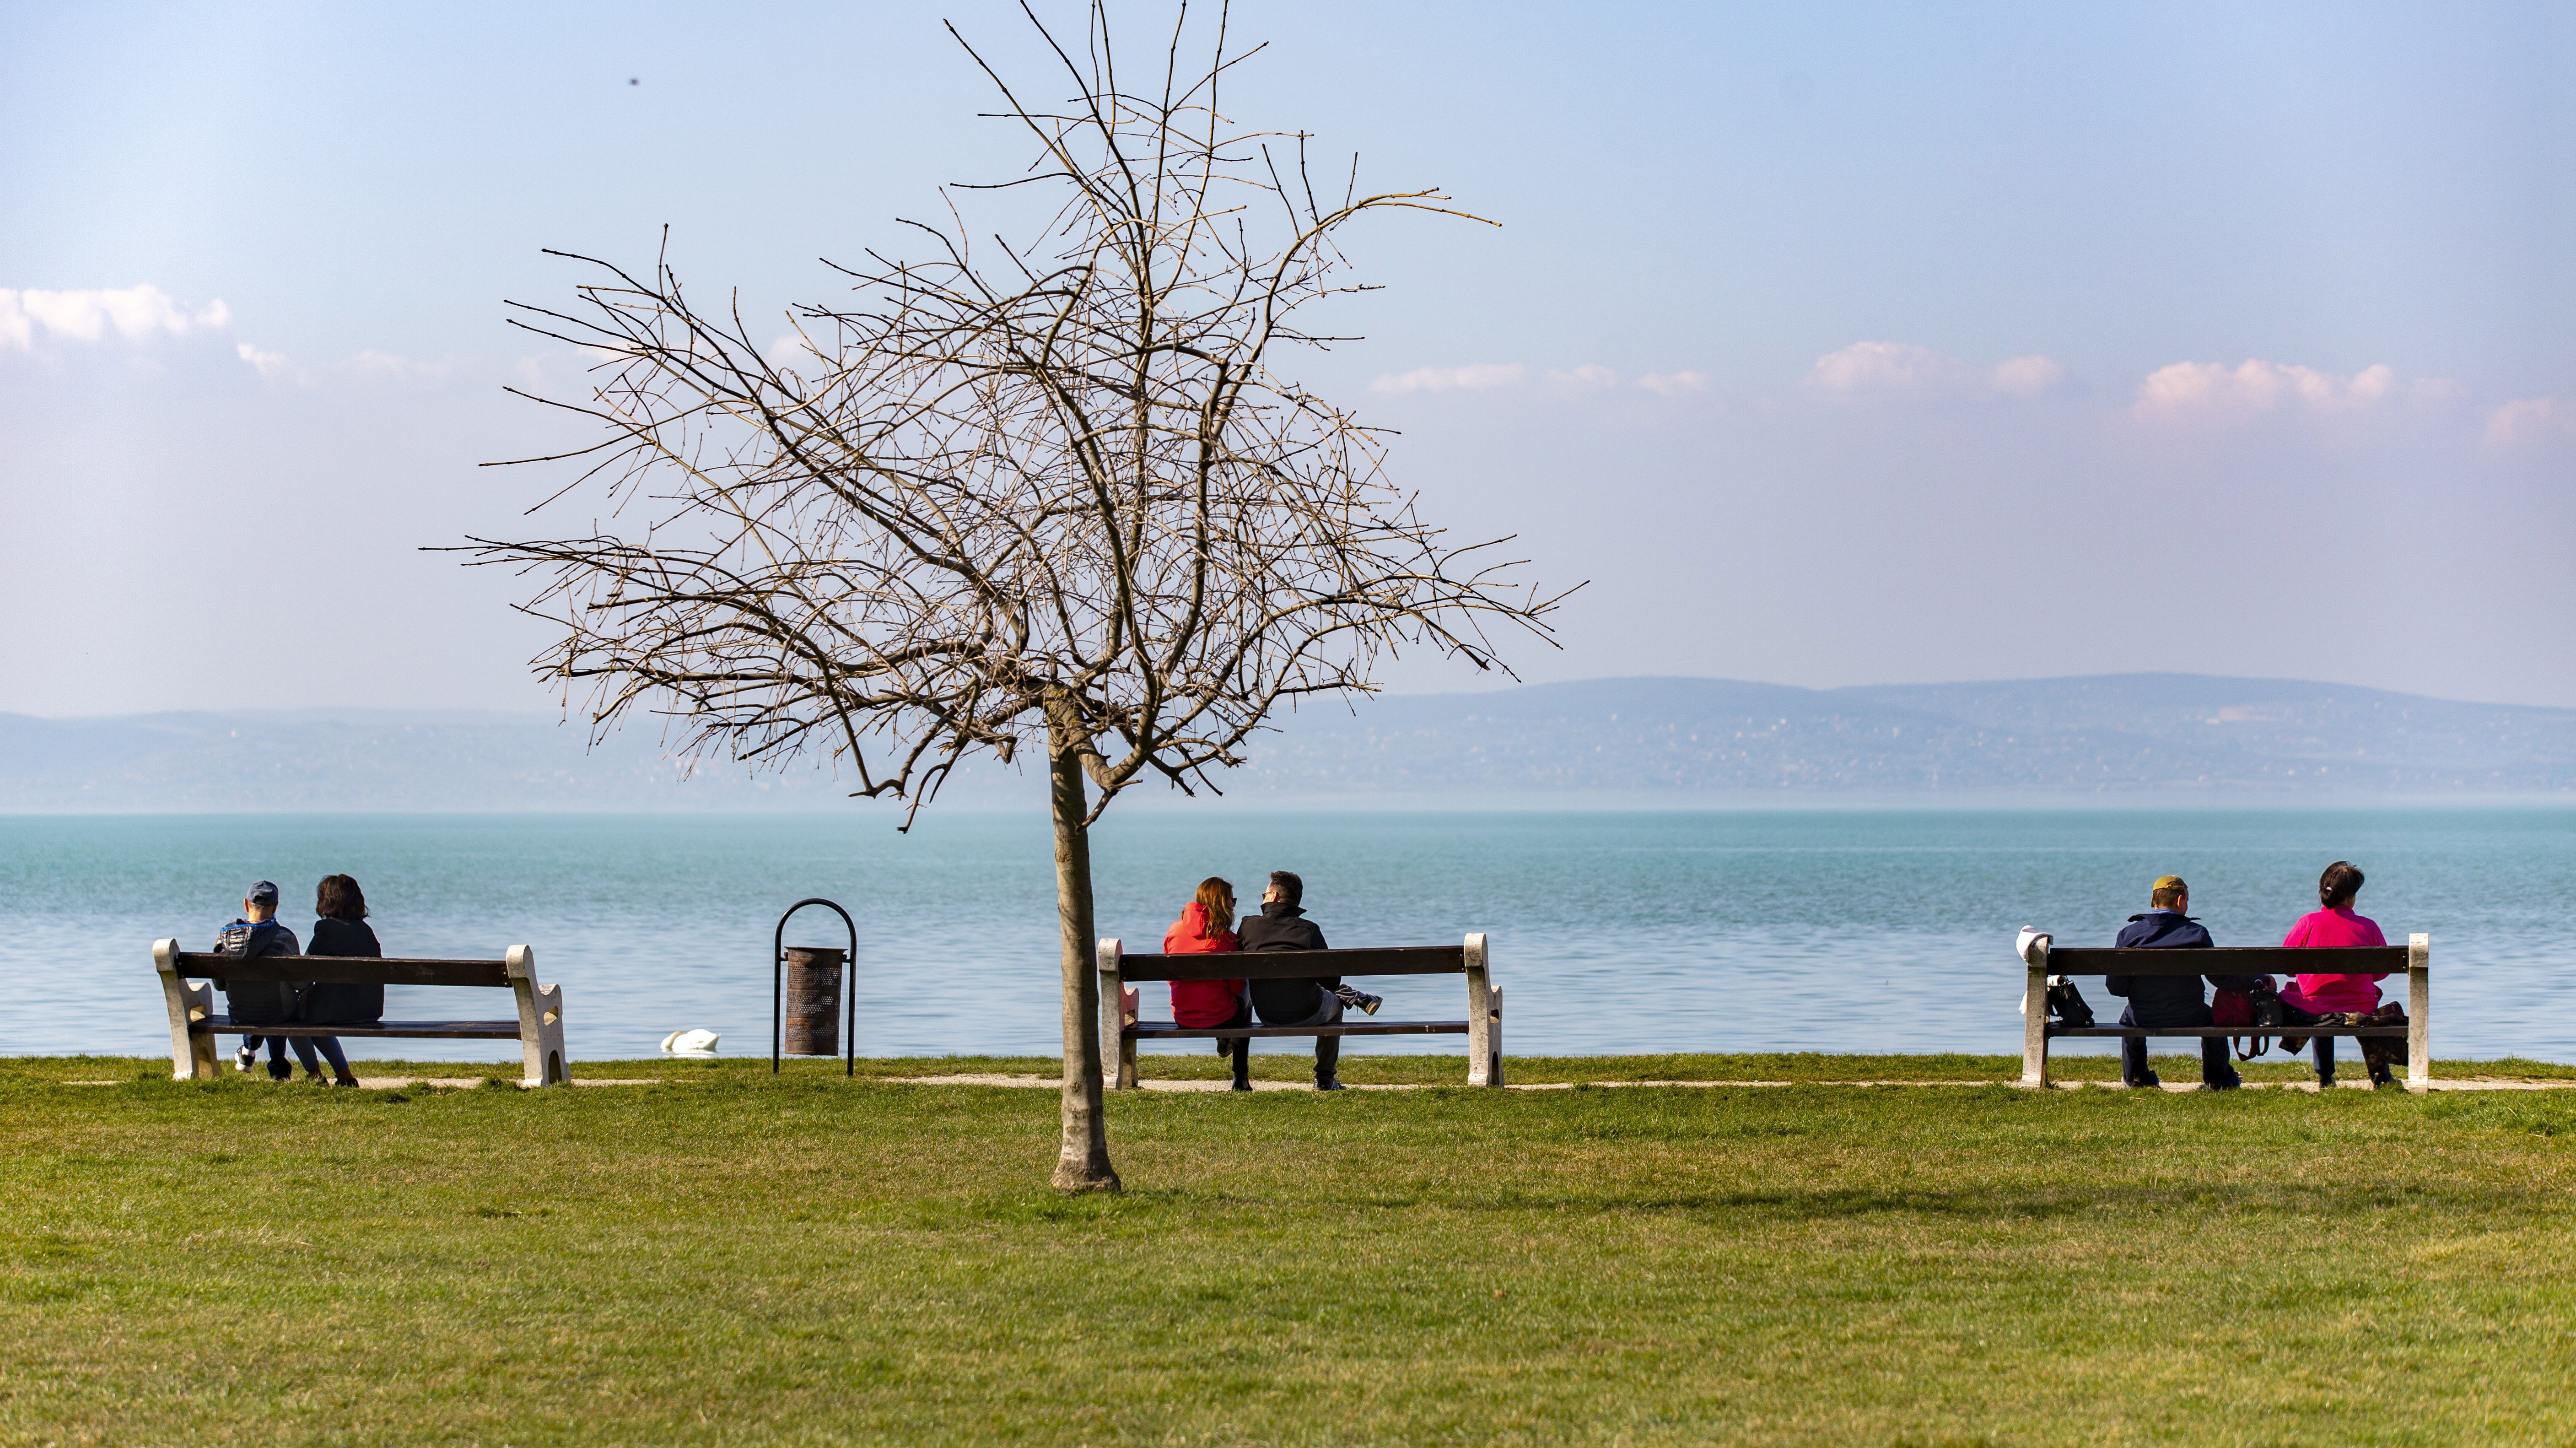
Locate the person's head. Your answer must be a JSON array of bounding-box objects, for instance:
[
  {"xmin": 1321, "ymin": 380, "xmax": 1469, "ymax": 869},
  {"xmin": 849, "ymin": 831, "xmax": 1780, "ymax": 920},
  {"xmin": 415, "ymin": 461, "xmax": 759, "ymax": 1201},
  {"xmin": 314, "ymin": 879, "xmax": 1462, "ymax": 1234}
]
[
  {"xmin": 1264, "ymin": 870, "xmax": 1303, "ymax": 908},
  {"xmin": 2150, "ymin": 875, "xmax": 2189, "ymax": 912},
  {"xmin": 241, "ymin": 880, "xmax": 279, "ymax": 923},
  {"xmin": 1192, "ymin": 877, "xmax": 1234, "ymax": 938},
  {"xmin": 316, "ymin": 874, "xmax": 369, "ymax": 923},
  {"xmin": 2318, "ymin": 860, "xmax": 2365, "ymax": 910}
]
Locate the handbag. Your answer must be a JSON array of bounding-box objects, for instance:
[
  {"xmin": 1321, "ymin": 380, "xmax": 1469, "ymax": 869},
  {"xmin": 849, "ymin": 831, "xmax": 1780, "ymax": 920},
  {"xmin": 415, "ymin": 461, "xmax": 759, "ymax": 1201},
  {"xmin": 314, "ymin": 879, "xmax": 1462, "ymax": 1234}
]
[{"xmin": 2211, "ymin": 975, "xmax": 2283, "ymax": 1061}]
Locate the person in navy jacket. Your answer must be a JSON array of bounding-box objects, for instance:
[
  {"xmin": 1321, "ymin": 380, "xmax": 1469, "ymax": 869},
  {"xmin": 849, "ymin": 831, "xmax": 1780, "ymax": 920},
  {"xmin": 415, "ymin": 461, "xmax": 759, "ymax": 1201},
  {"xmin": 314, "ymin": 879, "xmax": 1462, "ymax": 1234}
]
[
  {"xmin": 2103, "ymin": 875, "xmax": 2246, "ymax": 1091},
  {"xmin": 211, "ymin": 880, "xmax": 301, "ymax": 1080}
]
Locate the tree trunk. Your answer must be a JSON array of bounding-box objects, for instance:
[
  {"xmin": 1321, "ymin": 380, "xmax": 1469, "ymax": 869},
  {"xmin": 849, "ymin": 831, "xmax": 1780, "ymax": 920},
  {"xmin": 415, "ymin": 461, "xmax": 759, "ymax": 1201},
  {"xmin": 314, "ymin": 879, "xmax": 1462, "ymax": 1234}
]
[{"xmin": 1046, "ymin": 692, "xmax": 1120, "ymax": 1192}]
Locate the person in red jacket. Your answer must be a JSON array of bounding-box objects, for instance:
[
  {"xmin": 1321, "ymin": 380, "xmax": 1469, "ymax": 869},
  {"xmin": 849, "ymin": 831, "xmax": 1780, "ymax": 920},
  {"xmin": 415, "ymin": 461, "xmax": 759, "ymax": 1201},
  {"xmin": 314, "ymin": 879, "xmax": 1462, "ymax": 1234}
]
[{"xmin": 1164, "ymin": 878, "xmax": 1252, "ymax": 1091}]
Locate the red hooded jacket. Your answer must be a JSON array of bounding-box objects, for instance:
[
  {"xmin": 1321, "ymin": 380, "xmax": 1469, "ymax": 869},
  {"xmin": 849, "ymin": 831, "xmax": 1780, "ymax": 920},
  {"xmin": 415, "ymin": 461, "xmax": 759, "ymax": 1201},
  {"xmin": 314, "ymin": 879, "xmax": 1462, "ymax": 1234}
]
[{"xmin": 1162, "ymin": 901, "xmax": 1246, "ymax": 1027}]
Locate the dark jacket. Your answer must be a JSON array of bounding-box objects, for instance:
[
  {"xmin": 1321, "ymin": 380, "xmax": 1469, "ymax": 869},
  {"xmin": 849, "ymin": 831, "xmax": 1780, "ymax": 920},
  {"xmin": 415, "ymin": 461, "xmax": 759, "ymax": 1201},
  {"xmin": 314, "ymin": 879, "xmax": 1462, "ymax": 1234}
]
[
  {"xmin": 212, "ymin": 919, "xmax": 301, "ymax": 1026},
  {"xmin": 1238, "ymin": 902, "xmax": 1338, "ymax": 1023},
  {"xmin": 301, "ymin": 916, "xmax": 385, "ymax": 1026},
  {"xmin": 2105, "ymin": 910, "xmax": 2255, "ymax": 1025}
]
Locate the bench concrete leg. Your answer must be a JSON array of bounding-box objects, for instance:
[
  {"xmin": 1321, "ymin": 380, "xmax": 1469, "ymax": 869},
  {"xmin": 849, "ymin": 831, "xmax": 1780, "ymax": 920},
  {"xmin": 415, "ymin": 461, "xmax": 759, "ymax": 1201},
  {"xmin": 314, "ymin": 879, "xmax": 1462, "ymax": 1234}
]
[
  {"xmin": 1489, "ymin": 986, "xmax": 1505, "ymax": 1088},
  {"xmin": 2407, "ymin": 933, "xmax": 2431, "ymax": 1092},
  {"xmin": 155, "ymin": 939, "xmax": 219, "ymax": 1081},
  {"xmin": 1095, "ymin": 940, "xmax": 1137, "ymax": 1090},
  {"xmin": 2021, "ymin": 951, "xmax": 2050, "ymax": 1089},
  {"xmin": 507, "ymin": 945, "xmax": 570, "ymax": 1087},
  {"xmin": 1464, "ymin": 932, "xmax": 1494, "ymax": 1087}
]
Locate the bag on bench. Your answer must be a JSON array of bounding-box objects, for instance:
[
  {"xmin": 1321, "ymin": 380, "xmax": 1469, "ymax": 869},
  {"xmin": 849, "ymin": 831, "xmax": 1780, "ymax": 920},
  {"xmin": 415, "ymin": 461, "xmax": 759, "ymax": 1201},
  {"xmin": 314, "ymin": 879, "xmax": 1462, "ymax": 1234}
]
[
  {"xmin": 2213, "ymin": 974, "xmax": 2284, "ymax": 1060},
  {"xmin": 2046, "ymin": 978, "xmax": 2096, "ymax": 1029}
]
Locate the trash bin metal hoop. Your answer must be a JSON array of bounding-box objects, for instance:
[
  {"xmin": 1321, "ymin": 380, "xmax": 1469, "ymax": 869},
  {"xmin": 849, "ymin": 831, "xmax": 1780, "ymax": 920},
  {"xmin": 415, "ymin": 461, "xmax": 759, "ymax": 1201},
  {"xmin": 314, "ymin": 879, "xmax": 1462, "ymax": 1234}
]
[{"xmin": 773, "ymin": 898, "xmax": 858, "ymax": 1076}]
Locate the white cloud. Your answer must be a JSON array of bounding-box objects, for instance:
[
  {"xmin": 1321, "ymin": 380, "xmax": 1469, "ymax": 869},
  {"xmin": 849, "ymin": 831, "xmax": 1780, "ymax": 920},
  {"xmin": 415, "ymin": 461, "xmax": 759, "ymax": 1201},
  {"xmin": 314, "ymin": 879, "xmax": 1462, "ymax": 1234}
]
[
  {"xmin": 1636, "ymin": 371, "xmax": 1708, "ymax": 397},
  {"xmin": 2485, "ymin": 398, "xmax": 2570, "ymax": 447},
  {"xmin": 2133, "ymin": 359, "xmax": 2396, "ymax": 418},
  {"xmin": 1371, "ymin": 362, "xmax": 1528, "ymax": 394},
  {"xmin": 1990, "ymin": 355, "xmax": 2064, "ymax": 398},
  {"xmin": 1807, "ymin": 341, "xmax": 2063, "ymax": 401},
  {"xmin": 236, "ymin": 342, "xmax": 295, "ymax": 380},
  {"xmin": 348, "ymin": 349, "xmax": 451, "ymax": 382},
  {"xmin": 1546, "ymin": 363, "xmax": 1619, "ymax": 389},
  {"xmin": 0, "ymin": 285, "xmax": 230, "ymax": 351},
  {"xmin": 1807, "ymin": 340, "xmax": 1967, "ymax": 394}
]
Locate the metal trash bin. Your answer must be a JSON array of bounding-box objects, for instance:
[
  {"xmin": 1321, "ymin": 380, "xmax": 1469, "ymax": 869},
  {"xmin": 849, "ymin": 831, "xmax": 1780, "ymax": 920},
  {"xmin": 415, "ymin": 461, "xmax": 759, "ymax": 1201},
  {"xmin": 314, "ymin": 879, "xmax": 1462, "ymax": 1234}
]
[{"xmin": 781, "ymin": 946, "xmax": 845, "ymax": 1056}]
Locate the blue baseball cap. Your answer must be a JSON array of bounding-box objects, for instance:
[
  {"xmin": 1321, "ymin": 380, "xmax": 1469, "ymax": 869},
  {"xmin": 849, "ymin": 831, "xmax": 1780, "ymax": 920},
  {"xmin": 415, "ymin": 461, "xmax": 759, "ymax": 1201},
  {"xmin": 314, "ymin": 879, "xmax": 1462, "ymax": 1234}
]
[{"xmin": 246, "ymin": 880, "xmax": 280, "ymax": 904}]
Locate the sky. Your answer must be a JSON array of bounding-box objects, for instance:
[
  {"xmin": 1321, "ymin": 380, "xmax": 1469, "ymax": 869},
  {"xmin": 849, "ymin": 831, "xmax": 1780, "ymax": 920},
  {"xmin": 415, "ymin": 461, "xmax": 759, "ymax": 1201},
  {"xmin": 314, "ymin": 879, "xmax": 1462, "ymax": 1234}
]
[{"xmin": 3, "ymin": 0, "xmax": 2571, "ymax": 717}]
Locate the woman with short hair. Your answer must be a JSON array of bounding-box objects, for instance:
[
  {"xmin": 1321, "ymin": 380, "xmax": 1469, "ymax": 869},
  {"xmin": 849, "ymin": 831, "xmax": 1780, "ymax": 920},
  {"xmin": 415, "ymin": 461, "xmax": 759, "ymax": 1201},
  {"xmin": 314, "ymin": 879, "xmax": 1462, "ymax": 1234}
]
[
  {"xmin": 292, "ymin": 873, "xmax": 380, "ymax": 1087},
  {"xmin": 2279, "ymin": 860, "xmax": 2394, "ymax": 1089}
]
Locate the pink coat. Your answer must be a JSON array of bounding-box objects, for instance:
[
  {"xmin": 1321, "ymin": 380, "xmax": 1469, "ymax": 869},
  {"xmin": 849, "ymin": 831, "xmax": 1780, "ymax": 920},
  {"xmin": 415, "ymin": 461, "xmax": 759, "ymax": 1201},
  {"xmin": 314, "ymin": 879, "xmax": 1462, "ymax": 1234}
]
[{"xmin": 2278, "ymin": 908, "xmax": 2389, "ymax": 1013}]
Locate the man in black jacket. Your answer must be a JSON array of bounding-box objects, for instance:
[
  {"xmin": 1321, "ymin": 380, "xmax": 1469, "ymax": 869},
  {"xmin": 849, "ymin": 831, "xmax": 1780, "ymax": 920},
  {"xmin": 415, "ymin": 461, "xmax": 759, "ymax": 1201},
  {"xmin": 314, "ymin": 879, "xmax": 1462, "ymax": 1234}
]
[
  {"xmin": 2105, "ymin": 874, "xmax": 2244, "ymax": 1091},
  {"xmin": 212, "ymin": 880, "xmax": 302, "ymax": 1081},
  {"xmin": 1236, "ymin": 871, "xmax": 1379, "ymax": 1091}
]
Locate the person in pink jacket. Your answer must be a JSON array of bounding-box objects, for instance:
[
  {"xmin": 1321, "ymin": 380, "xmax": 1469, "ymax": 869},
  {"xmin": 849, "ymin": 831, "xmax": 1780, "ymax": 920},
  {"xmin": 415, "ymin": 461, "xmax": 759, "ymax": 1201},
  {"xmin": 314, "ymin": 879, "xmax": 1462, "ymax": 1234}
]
[{"xmin": 2279, "ymin": 860, "xmax": 2392, "ymax": 1088}]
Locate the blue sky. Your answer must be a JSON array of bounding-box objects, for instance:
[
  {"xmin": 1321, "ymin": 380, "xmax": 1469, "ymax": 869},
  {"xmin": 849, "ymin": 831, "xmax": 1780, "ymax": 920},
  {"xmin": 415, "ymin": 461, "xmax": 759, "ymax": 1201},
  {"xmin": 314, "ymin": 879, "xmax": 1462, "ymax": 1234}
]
[{"xmin": 4, "ymin": 0, "xmax": 2570, "ymax": 714}]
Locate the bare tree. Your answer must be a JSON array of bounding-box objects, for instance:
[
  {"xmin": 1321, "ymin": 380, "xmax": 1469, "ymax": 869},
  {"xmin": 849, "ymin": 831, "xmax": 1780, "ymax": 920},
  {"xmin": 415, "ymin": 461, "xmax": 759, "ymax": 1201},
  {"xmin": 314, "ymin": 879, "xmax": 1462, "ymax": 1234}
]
[{"xmin": 461, "ymin": 0, "xmax": 1567, "ymax": 1190}]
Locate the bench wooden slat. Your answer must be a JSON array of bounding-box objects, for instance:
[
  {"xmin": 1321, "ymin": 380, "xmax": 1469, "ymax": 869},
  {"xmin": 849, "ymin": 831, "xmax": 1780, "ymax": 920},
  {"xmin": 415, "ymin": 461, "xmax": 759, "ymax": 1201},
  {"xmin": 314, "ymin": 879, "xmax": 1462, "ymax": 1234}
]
[
  {"xmin": 2041, "ymin": 946, "xmax": 2407, "ymax": 978},
  {"xmin": 1117, "ymin": 946, "xmax": 1467, "ymax": 983},
  {"xmin": 2049, "ymin": 1025, "xmax": 2407, "ymax": 1039},
  {"xmin": 193, "ymin": 1018, "xmax": 526, "ymax": 1039},
  {"xmin": 171, "ymin": 953, "xmax": 511, "ymax": 988},
  {"xmin": 1128, "ymin": 1020, "xmax": 1473, "ymax": 1039}
]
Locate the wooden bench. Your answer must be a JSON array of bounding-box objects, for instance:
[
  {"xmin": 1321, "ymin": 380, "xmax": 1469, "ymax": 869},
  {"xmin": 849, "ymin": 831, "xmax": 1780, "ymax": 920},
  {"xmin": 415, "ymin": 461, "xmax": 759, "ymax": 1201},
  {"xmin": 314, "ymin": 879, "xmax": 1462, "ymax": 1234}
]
[
  {"xmin": 153, "ymin": 939, "xmax": 570, "ymax": 1087},
  {"xmin": 1096, "ymin": 933, "xmax": 1501, "ymax": 1089},
  {"xmin": 2020, "ymin": 936, "xmax": 2430, "ymax": 1091}
]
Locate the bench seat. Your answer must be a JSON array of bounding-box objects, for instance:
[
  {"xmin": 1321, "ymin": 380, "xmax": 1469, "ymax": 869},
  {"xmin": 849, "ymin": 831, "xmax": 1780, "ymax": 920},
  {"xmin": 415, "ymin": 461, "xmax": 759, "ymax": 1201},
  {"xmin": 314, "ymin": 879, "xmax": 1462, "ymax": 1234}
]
[
  {"xmin": 155, "ymin": 940, "xmax": 569, "ymax": 1086},
  {"xmin": 2020, "ymin": 939, "xmax": 2430, "ymax": 1090},
  {"xmin": 1099, "ymin": 933, "xmax": 1500, "ymax": 1089}
]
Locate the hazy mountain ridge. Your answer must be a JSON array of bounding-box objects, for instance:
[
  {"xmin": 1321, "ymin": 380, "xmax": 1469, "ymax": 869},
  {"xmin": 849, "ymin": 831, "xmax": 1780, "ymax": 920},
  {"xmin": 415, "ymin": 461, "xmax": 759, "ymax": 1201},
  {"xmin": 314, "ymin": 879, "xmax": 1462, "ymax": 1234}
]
[{"xmin": 4, "ymin": 674, "xmax": 2571, "ymax": 811}]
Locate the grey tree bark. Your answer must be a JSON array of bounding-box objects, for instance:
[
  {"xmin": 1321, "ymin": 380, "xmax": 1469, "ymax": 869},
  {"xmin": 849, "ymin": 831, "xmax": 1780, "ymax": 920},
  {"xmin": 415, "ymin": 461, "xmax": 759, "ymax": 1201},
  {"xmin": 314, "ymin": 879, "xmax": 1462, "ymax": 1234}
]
[{"xmin": 1047, "ymin": 692, "xmax": 1116, "ymax": 1190}]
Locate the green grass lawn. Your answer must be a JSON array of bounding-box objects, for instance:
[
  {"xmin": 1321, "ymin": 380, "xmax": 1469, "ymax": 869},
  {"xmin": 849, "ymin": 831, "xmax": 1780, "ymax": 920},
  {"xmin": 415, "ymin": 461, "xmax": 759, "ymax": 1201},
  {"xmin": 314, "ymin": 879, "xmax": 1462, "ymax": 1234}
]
[{"xmin": 6, "ymin": 1054, "xmax": 2576, "ymax": 1445}]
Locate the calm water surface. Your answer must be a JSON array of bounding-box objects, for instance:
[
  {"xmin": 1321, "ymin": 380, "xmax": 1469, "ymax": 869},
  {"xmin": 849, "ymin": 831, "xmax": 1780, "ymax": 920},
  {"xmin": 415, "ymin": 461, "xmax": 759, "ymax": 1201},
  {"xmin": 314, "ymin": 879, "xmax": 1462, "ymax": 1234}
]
[{"xmin": 3, "ymin": 807, "xmax": 2568, "ymax": 1064}]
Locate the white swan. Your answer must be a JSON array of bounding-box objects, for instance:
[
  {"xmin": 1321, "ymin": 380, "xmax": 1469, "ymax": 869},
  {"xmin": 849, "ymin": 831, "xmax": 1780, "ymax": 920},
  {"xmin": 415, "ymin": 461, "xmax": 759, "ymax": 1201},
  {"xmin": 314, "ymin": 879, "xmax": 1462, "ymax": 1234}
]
[{"xmin": 660, "ymin": 1028, "xmax": 720, "ymax": 1056}]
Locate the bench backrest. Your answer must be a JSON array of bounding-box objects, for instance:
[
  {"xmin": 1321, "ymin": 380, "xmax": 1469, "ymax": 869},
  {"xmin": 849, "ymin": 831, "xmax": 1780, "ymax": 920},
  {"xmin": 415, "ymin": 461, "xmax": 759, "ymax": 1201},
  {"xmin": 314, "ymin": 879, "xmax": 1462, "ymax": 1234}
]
[
  {"xmin": 168, "ymin": 952, "xmax": 511, "ymax": 989},
  {"xmin": 2042, "ymin": 946, "xmax": 2411, "ymax": 978},
  {"xmin": 1114, "ymin": 945, "xmax": 1469, "ymax": 983}
]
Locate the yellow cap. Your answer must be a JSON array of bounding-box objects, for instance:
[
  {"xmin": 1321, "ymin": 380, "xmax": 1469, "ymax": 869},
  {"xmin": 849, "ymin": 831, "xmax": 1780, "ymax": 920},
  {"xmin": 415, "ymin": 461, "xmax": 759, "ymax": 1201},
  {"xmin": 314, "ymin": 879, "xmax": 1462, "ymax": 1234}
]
[{"xmin": 2152, "ymin": 875, "xmax": 2186, "ymax": 894}]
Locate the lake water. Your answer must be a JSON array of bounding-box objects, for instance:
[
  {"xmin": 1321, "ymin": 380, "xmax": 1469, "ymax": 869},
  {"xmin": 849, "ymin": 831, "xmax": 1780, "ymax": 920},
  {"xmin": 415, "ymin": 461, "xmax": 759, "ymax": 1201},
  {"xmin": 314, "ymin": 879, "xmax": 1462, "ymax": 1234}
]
[{"xmin": 3, "ymin": 806, "xmax": 2569, "ymax": 1065}]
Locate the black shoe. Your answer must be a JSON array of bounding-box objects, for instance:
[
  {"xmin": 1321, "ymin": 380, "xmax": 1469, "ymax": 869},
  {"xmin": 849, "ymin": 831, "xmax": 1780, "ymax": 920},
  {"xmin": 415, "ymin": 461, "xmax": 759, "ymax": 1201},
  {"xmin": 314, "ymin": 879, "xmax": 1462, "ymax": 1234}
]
[
  {"xmin": 267, "ymin": 1065, "xmax": 293, "ymax": 1082},
  {"xmin": 2125, "ymin": 1071, "xmax": 2162, "ymax": 1090},
  {"xmin": 1315, "ymin": 1077, "xmax": 1347, "ymax": 1091},
  {"xmin": 1215, "ymin": 1038, "xmax": 1232, "ymax": 1059},
  {"xmin": 1331, "ymin": 985, "xmax": 1382, "ymax": 1017},
  {"xmin": 233, "ymin": 1044, "xmax": 258, "ymax": 1073}
]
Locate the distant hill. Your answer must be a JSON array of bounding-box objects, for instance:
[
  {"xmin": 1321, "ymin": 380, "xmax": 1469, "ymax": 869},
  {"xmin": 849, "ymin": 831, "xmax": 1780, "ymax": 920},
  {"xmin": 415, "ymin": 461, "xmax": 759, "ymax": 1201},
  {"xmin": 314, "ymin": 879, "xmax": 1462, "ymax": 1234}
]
[
  {"xmin": 4, "ymin": 674, "xmax": 2571, "ymax": 811},
  {"xmin": 1242, "ymin": 675, "xmax": 2576, "ymax": 796}
]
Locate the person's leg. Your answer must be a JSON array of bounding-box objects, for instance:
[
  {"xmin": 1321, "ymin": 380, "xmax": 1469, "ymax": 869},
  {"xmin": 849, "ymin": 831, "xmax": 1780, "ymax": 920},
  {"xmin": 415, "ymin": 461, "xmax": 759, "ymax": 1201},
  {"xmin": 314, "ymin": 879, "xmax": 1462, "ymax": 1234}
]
[
  {"xmin": 1226, "ymin": 1004, "xmax": 1252, "ymax": 1091},
  {"xmin": 289, "ymin": 1036, "xmax": 324, "ymax": 1078},
  {"xmin": 1304, "ymin": 994, "xmax": 1346, "ymax": 1088},
  {"xmin": 234, "ymin": 1035, "xmax": 261, "ymax": 1072},
  {"xmin": 2117, "ymin": 1006, "xmax": 2156, "ymax": 1088},
  {"xmin": 314, "ymin": 1036, "xmax": 353, "ymax": 1081},
  {"xmin": 2200, "ymin": 1035, "xmax": 2240, "ymax": 1090},
  {"xmin": 265, "ymin": 1035, "xmax": 295, "ymax": 1081}
]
